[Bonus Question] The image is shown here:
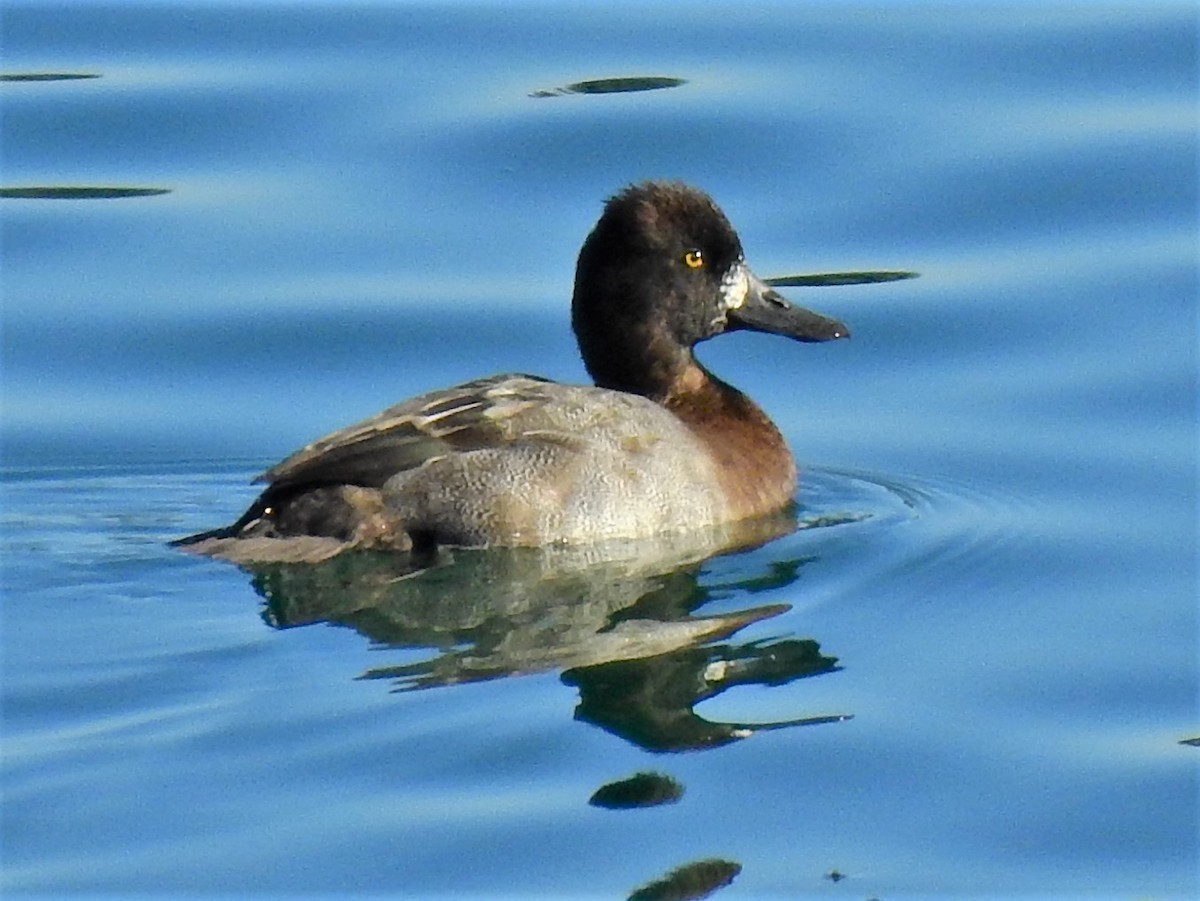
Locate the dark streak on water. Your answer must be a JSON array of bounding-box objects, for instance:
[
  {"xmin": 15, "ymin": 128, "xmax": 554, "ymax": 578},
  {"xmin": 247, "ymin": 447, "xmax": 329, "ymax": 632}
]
[
  {"xmin": 0, "ymin": 72, "xmax": 101, "ymax": 81},
  {"xmin": 766, "ymin": 270, "xmax": 919, "ymax": 287},
  {"xmin": 0, "ymin": 186, "xmax": 172, "ymax": 199},
  {"xmin": 530, "ymin": 75, "xmax": 688, "ymax": 97}
]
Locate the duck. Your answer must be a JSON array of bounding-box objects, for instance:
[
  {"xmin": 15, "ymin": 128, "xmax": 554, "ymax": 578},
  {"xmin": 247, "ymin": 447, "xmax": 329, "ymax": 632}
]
[{"xmin": 173, "ymin": 182, "xmax": 849, "ymax": 564}]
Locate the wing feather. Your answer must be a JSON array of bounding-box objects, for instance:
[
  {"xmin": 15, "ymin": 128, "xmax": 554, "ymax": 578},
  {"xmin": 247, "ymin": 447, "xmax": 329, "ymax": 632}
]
[{"xmin": 257, "ymin": 373, "xmax": 555, "ymax": 494}]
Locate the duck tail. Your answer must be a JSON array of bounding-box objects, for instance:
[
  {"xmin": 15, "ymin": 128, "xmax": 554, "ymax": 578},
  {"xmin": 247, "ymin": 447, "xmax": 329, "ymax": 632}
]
[
  {"xmin": 169, "ymin": 499, "xmax": 268, "ymax": 550},
  {"xmin": 169, "ymin": 524, "xmax": 240, "ymax": 548}
]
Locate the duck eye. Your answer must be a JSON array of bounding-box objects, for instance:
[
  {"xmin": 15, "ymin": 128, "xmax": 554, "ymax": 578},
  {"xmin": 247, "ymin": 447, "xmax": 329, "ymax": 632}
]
[{"xmin": 683, "ymin": 249, "xmax": 705, "ymax": 269}]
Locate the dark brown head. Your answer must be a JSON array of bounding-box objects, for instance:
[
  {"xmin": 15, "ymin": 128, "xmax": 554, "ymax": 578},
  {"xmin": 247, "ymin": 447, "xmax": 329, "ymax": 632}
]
[{"xmin": 571, "ymin": 182, "xmax": 848, "ymax": 398}]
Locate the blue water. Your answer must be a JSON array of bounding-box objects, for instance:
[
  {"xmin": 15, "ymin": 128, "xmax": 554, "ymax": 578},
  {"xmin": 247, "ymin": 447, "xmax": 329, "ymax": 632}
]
[{"xmin": 2, "ymin": 2, "xmax": 1197, "ymax": 899}]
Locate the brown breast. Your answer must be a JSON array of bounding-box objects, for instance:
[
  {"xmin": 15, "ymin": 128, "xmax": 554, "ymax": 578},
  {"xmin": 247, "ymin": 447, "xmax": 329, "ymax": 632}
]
[{"xmin": 665, "ymin": 365, "xmax": 798, "ymax": 521}]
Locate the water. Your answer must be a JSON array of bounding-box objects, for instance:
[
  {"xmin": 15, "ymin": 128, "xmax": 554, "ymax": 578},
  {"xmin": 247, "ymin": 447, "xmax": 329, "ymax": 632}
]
[{"xmin": 2, "ymin": 2, "xmax": 1196, "ymax": 898}]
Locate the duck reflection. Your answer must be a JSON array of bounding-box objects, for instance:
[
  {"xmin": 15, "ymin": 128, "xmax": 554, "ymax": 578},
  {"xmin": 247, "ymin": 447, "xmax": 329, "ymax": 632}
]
[
  {"xmin": 627, "ymin": 858, "xmax": 742, "ymax": 901},
  {"xmin": 589, "ymin": 771, "xmax": 686, "ymax": 810},
  {"xmin": 244, "ymin": 510, "xmax": 850, "ymax": 753},
  {"xmin": 566, "ymin": 635, "xmax": 844, "ymax": 753}
]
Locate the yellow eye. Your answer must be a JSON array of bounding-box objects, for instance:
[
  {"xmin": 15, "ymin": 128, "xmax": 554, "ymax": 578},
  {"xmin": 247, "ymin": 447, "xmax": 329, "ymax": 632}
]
[{"xmin": 683, "ymin": 249, "xmax": 704, "ymax": 269}]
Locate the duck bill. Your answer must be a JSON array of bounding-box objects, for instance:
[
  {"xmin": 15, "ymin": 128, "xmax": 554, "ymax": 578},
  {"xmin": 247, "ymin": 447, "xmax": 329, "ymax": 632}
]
[{"xmin": 728, "ymin": 270, "xmax": 850, "ymax": 342}]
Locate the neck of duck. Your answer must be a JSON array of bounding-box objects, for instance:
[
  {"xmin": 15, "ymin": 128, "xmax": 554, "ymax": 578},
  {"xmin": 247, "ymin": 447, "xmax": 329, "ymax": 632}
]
[{"xmin": 581, "ymin": 321, "xmax": 700, "ymax": 403}]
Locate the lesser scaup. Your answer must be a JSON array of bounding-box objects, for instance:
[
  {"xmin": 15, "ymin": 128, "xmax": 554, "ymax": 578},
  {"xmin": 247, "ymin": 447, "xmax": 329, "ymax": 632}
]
[{"xmin": 175, "ymin": 182, "xmax": 848, "ymax": 563}]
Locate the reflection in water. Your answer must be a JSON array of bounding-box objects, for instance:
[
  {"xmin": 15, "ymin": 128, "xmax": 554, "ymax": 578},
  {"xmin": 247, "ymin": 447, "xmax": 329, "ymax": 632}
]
[
  {"xmin": 249, "ymin": 512, "xmax": 849, "ymax": 750},
  {"xmin": 211, "ymin": 468, "xmax": 922, "ymax": 895},
  {"xmin": 258, "ymin": 514, "xmax": 798, "ymax": 679},
  {"xmin": 589, "ymin": 771, "xmax": 684, "ymax": 810},
  {"xmin": 566, "ymin": 636, "xmax": 844, "ymax": 753},
  {"xmin": 627, "ymin": 858, "xmax": 741, "ymax": 901},
  {"xmin": 766, "ymin": 270, "xmax": 918, "ymax": 287},
  {"xmin": 0, "ymin": 186, "xmax": 171, "ymax": 199},
  {"xmin": 530, "ymin": 75, "xmax": 687, "ymax": 97},
  {"xmin": 228, "ymin": 510, "xmax": 852, "ymax": 898},
  {"xmin": 0, "ymin": 72, "xmax": 100, "ymax": 81}
]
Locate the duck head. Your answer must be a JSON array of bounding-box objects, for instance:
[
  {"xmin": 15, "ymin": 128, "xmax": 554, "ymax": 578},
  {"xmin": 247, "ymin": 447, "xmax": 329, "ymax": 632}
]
[{"xmin": 572, "ymin": 181, "xmax": 849, "ymax": 398}]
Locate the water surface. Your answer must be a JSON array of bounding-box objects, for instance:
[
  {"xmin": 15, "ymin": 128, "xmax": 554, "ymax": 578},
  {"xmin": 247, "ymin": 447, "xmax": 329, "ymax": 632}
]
[{"xmin": 2, "ymin": 3, "xmax": 1196, "ymax": 899}]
